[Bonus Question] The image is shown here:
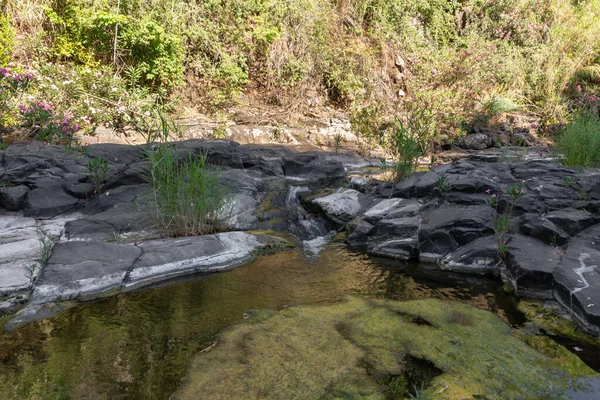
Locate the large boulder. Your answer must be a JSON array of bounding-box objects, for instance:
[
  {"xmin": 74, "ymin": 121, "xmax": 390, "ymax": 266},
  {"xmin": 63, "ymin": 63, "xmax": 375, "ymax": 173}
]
[
  {"xmin": 282, "ymin": 152, "xmax": 345, "ymax": 183},
  {"xmin": 419, "ymin": 205, "xmax": 494, "ymax": 263},
  {"xmin": 441, "ymin": 236, "xmax": 500, "ymax": 275},
  {"xmin": 310, "ymin": 189, "xmax": 367, "ymax": 224},
  {"xmin": 503, "ymin": 234, "xmax": 561, "ymax": 299},
  {"xmin": 462, "ymin": 133, "xmax": 493, "ymax": 150}
]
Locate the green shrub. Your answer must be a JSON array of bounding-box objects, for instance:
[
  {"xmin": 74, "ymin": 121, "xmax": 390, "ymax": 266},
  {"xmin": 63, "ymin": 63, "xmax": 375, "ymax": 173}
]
[
  {"xmin": 45, "ymin": 2, "xmax": 184, "ymax": 90},
  {"xmin": 0, "ymin": 12, "xmax": 14, "ymax": 65},
  {"xmin": 554, "ymin": 112, "xmax": 600, "ymax": 167},
  {"xmin": 146, "ymin": 144, "xmax": 231, "ymax": 237},
  {"xmin": 87, "ymin": 156, "xmax": 109, "ymax": 193}
]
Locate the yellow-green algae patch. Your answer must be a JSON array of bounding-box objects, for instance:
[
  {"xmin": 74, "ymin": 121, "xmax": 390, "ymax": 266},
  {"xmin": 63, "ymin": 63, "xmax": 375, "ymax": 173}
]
[
  {"xmin": 173, "ymin": 297, "xmax": 597, "ymax": 400},
  {"xmin": 519, "ymin": 301, "xmax": 600, "ymax": 347}
]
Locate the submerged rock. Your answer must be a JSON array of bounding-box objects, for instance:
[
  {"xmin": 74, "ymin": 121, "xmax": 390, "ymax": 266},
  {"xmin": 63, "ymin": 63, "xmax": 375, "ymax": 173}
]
[{"xmin": 173, "ymin": 297, "xmax": 596, "ymax": 400}]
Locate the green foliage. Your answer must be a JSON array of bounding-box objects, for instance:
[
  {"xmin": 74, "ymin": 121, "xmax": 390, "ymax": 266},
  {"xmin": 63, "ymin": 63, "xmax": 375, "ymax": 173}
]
[
  {"xmin": 18, "ymin": 100, "xmax": 80, "ymax": 149},
  {"xmin": 5, "ymin": 0, "xmax": 600, "ymax": 143},
  {"xmin": 86, "ymin": 156, "xmax": 109, "ymax": 193},
  {"xmin": 333, "ymin": 132, "xmax": 343, "ymax": 153},
  {"xmin": 352, "ymin": 106, "xmax": 432, "ymax": 180},
  {"xmin": 0, "ymin": 12, "xmax": 14, "ymax": 65},
  {"xmin": 389, "ymin": 120, "xmax": 425, "ymax": 180},
  {"xmin": 555, "ymin": 112, "xmax": 600, "ymax": 167},
  {"xmin": 435, "ymin": 175, "xmax": 451, "ymax": 195},
  {"xmin": 0, "ymin": 69, "xmax": 33, "ymax": 126},
  {"xmin": 45, "ymin": 1, "xmax": 185, "ymax": 90},
  {"xmin": 488, "ymin": 184, "xmax": 526, "ymax": 257},
  {"xmin": 38, "ymin": 229, "xmax": 54, "ymax": 265},
  {"xmin": 146, "ymin": 144, "xmax": 231, "ymax": 238}
]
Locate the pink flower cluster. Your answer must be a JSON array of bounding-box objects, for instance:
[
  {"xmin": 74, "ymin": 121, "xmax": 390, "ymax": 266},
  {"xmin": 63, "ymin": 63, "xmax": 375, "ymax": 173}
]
[
  {"xmin": 59, "ymin": 115, "xmax": 79, "ymax": 136},
  {"xmin": 588, "ymin": 95, "xmax": 600, "ymax": 102},
  {"xmin": 0, "ymin": 68, "xmax": 34, "ymax": 85},
  {"xmin": 18, "ymin": 101, "xmax": 53, "ymax": 115}
]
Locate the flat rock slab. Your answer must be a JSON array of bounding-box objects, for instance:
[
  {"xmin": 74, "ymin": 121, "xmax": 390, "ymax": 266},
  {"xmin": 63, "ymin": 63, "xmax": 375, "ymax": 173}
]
[
  {"xmin": 23, "ymin": 186, "xmax": 79, "ymax": 218},
  {"xmin": 126, "ymin": 232, "xmax": 275, "ymax": 290},
  {"xmin": 363, "ymin": 198, "xmax": 420, "ymax": 224},
  {"xmin": 419, "ymin": 205, "xmax": 493, "ymax": 263},
  {"xmin": 7, "ymin": 232, "xmax": 281, "ymax": 330},
  {"xmin": 31, "ymin": 241, "xmax": 143, "ymax": 304},
  {"xmin": 0, "ymin": 216, "xmax": 40, "ymax": 297},
  {"xmin": 553, "ymin": 224, "xmax": 600, "ymax": 336}
]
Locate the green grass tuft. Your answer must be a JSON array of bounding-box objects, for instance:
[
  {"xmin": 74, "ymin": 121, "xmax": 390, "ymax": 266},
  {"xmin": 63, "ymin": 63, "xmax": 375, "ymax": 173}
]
[
  {"xmin": 554, "ymin": 112, "xmax": 600, "ymax": 167},
  {"xmin": 145, "ymin": 144, "xmax": 232, "ymax": 238}
]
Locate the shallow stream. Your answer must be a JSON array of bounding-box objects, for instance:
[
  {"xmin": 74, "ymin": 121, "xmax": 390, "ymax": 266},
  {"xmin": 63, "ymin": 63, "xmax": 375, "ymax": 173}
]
[{"xmin": 0, "ymin": 243, "xmax": 598, "ymax": 399}]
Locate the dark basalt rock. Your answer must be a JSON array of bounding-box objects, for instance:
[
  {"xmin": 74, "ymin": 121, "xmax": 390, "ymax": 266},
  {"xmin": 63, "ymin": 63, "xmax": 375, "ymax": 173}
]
[
  {"xmin": 441, "ymin": 236, "xmax": 500, "ymax": 275},
  {"xmin": 23, "ymin": 185, "xmax": 79, "ymax": 218},
  {"xmin": 346, "ymin": 217, "xmax": 374, "ymax": 251},
  {"xmin": 4, "ymin": 140, "xmax": 600, "ymax": 335},
  {"xmin": 503, "ymin": 234, "xmax": 561, "ymax": 299},
  {"xmin": 282, "ymin": 152, "xmax": 345, "ymax": 183},
  {"xmin": 544, "ymin": 208, "xmax": 600, "ymax": 237},
  {"xmin": 0, "ymin": 185, "xmax": 29, "ymax": 211},
  {"xmin": 519, "ymin": 214, "xmax": 570, "ymax": 246},
  {"xmin": 553, "ymin": 224, "xmax": 600, "ymax": 336},
  {"xmin": 419, "ymin": 204, "xmax": 494, "ymax": 263}
]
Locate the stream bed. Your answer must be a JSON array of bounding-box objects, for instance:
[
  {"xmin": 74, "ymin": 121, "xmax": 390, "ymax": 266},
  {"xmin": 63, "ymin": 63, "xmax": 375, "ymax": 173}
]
[{"xmin": 0, "ymin": 243, "xmax": 599, "ymax": 399}]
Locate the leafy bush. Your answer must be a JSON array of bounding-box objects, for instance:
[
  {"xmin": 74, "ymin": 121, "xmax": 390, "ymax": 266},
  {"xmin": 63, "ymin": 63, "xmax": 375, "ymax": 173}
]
[
  {"xmin": 45, "ymin": 1, "xmax": 184, "ymax": 90},
  {"xmin": 554, "ymin": 112, "xmax": 600, "ymax": 168},
  {"xmin": 351, "ymin": 106, "xmax": 431, "ymax": 180},
  {"xmin": 0, "ymin": 13, "xmax": 14, "ymax": 65},
  {"xmin": 389, "ymin": 123, "xmax": 424, "ymax": 180},
  {"xmin": 146, "ymin": 144, "xmax": 231, "ymax": 237},
  {"xmin": 87, "ymin": 156, "xmax": 109, "ymax": 193},
  {"xmin": 18, "ymin": 100, "xmax": 80, "ymax": 148},
  {"xmin": 4, "ymin": 0, "xmax": 600, "ymax": 145},
  {"xmin": 0, "ymin": 68, "xmax": 33, "ymax": 125}
]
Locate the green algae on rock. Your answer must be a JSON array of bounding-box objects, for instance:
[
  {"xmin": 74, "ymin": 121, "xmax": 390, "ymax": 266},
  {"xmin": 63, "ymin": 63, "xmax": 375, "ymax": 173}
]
[{"xmin": 173, "ymin": 297, "xmax": 597, "ymax": 400}]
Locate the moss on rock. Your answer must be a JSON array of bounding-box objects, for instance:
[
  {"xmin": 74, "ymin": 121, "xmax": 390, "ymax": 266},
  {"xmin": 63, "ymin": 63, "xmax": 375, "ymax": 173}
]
[{"xmin": 173, "ymin": 297, "xmax": 597, "ymax": 400}]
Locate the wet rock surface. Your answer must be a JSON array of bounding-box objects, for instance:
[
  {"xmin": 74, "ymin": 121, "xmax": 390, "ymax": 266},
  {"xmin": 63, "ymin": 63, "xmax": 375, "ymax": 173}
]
[
  {"xmin": 1, "ymin": 140, "xmax": 352, "ymax": 327},
  {"xmin": 3, "ymin": 140, "xmax": 600, "ymax": 336},
  {"xmin": 340, "ymin": 156, "xmax": 600, "ymax": 335}
]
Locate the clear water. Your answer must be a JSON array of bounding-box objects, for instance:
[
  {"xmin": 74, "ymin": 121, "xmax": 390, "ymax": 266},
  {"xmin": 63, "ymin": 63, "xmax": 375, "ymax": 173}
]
[{"xmin": 0, "ymin": 244, "xmax": 596, "ymax": 399}]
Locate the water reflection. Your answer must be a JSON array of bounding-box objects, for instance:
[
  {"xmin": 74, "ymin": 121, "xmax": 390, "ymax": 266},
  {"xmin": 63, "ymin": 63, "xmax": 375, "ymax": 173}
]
[{"xmin": 0, "ymin": 244, "xmax": 574, "ymax": 399}]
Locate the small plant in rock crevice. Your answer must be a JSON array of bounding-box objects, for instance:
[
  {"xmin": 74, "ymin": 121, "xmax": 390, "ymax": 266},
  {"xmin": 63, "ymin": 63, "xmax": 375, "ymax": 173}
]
[
  {"xmin": 435, "ymin": 175, "xmax": 451, "ymax": 198},
  {"xmin": 87, "ymin": 156, "xmax": 110, "ymax": 193},
  {"xmin": 24, "ymin": 262, "xmax": 39, "ymax": 289},
  {"xmin": 487, "ymin": 184, "xmax": 526, "ymax": 256},
  {"xmin": 38, "ymin": 229, "xmax": 54, "ymax": 265},
  {"xmin": 333, "ymin": 132, "xmax": 343, "ymax": 153}
]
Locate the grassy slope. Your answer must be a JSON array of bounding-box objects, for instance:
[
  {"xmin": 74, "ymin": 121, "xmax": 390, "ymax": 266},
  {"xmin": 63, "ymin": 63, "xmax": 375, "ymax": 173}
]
[{"xmin": 1, "ymin": 0, "xmax": 599, "ymax": 143}]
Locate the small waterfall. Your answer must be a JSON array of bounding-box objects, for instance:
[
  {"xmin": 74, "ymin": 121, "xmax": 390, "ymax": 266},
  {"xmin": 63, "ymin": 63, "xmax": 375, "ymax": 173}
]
[{"xmin": 284, "ymin": 185, "xmax": 336, "ymax": 258}]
